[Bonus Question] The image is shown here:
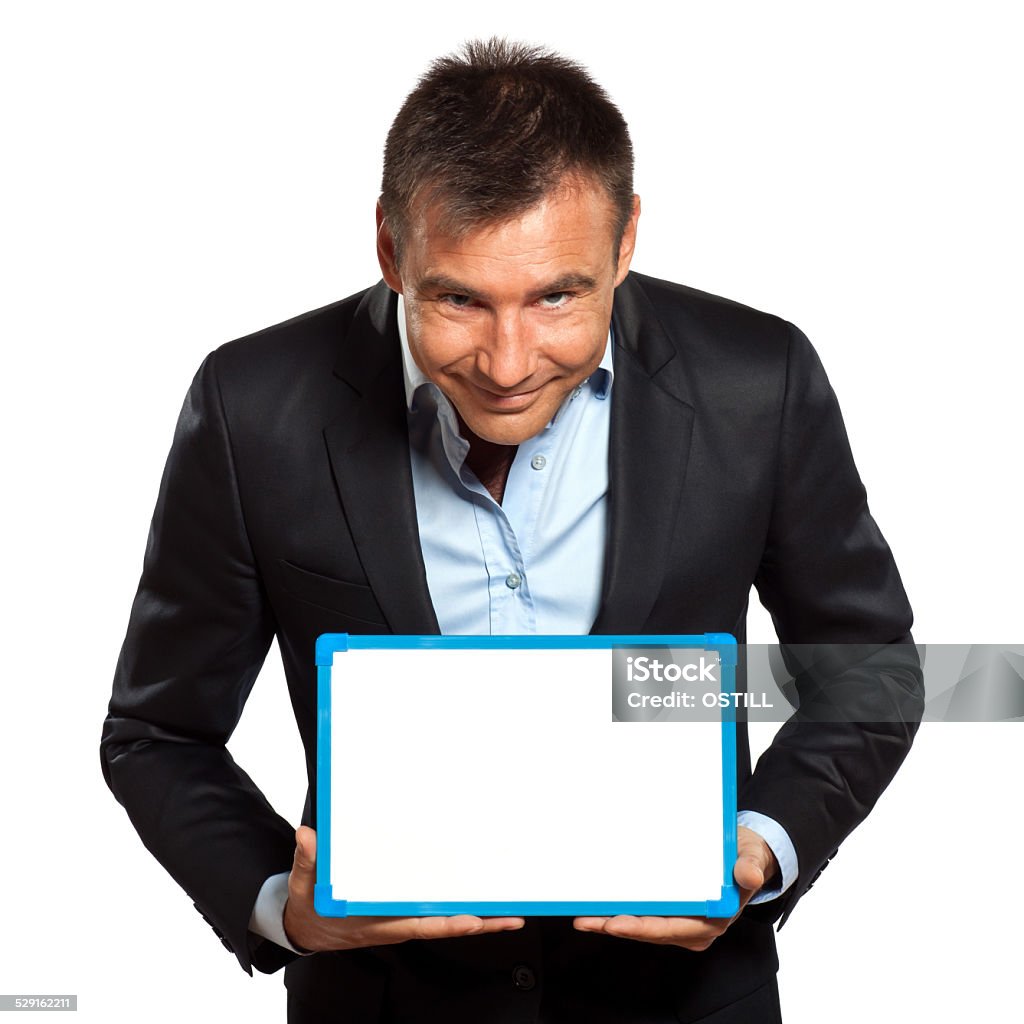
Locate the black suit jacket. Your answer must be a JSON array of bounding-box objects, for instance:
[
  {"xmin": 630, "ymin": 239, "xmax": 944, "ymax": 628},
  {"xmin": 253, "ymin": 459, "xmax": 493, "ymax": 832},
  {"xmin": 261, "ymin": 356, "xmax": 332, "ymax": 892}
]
[{"xmin": 102, "ymin": 272, "xmax": 922, "ymax": 1022}]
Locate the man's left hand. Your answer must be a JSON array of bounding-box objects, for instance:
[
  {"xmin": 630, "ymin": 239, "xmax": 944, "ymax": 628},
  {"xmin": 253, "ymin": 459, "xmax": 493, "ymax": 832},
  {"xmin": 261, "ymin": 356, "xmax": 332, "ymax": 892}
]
[{"xmin": 573, "ymin": 826, "xmax": 779, "ymax": 951}]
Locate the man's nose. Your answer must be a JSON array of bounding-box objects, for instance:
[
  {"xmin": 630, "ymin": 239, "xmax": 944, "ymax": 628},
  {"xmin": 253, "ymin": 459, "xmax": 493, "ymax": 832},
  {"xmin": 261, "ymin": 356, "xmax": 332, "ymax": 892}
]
[{"xmin": 477, "ymin": 312, "xmax": 536, "ymax": 388}]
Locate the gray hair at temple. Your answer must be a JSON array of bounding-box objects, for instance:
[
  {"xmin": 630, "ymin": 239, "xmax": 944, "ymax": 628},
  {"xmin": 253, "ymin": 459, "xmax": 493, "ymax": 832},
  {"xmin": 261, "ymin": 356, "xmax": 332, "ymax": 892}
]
[{"xmin": 379, "ymin": 37, "xmax": 635, "ymax": 266}]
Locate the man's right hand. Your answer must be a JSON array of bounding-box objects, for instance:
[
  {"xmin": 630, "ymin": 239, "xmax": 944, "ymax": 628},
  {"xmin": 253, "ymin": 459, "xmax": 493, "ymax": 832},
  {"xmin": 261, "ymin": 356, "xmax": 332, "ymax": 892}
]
[{"xmin": 283, "ymin": 826, "xmax": 526, "ymax": 953}]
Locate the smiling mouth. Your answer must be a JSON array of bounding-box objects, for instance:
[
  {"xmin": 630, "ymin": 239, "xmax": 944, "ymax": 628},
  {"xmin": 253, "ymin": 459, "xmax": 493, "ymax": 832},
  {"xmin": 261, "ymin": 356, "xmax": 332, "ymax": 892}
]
[{"xmin": 467, "ymin": 381, "xmax": 546, "ymax": 409}]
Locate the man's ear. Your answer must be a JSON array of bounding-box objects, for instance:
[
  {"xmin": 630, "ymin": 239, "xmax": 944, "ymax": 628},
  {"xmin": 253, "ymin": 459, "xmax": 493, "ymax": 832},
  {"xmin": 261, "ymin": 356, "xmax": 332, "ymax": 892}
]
[
  {"xmin": 376, "ymin": 201, "xmax": 403, "ymax": 293},
  {"xmin": 613, "ymin": 194, "xmax": 641, "ymax": 287}
]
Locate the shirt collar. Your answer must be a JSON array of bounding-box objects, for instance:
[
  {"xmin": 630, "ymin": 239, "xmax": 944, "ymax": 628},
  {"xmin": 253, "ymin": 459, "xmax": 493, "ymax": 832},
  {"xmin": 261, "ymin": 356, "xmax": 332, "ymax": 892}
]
[{"xmin": 396, "ymin": 291, "xmax": 614, "ymax": 415}]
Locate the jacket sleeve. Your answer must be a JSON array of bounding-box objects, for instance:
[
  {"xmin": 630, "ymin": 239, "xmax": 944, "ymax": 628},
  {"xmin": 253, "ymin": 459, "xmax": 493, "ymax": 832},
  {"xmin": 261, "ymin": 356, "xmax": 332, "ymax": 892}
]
[
  {"xmin": 741, "ymin": 323, "xmax": 925, "ymax": 926},
  {"xmin": 100, "ymin": 349, "xmax": 298, "ymax": 974}
]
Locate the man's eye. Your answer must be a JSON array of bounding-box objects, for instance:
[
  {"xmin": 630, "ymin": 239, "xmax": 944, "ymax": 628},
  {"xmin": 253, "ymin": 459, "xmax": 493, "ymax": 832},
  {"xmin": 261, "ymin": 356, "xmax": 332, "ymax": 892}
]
[
  {"xmin": 440, "ymin": 294, "xmax": 473, "ymax": 308},
  {"xmin": 539, "ymin": 292, "xmax": 571, "ymax": 308}
]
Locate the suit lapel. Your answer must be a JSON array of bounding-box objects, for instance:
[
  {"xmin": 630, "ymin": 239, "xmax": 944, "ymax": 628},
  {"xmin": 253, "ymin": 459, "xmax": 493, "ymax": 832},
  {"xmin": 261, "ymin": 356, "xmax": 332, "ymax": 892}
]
[
  {"xmin": 323, "ymin": 282, "xmax": 441, "ymax": 635},
  {"xmin": 591, "ymin": 274, "xmax": 696, "ymax": 635}
]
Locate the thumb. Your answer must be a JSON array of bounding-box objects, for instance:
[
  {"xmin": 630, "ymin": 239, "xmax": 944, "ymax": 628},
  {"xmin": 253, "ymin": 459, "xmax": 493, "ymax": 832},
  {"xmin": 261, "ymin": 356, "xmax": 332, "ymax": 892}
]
[
  {"xmin": 733, "ymin": 851, "xmax": 767, "ymax": 893},
  {"xmin": 733, "ymin": 828, "xmax": 776, "ymax": 893},
  {"xmin": 290, "ymin": 826, "xmax": 317, "ymax": 894}
]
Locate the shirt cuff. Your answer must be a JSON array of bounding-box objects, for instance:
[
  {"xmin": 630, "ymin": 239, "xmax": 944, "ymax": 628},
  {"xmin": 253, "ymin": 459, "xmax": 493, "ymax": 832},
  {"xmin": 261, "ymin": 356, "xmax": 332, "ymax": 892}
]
[
  {"xmin": 736, "ymin": 810, "xmax": 798, "ymax": 905},
  {"xmin": 248, "ymin": 871, "xmax": 310, "ymax": 955}
]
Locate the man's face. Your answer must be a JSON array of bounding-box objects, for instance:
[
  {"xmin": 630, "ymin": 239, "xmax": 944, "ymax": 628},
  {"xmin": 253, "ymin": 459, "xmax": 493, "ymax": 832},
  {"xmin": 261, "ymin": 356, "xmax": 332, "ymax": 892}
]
[{"xmin": 377, "ymin": 177, "xmax": 640, "ymax": 446}]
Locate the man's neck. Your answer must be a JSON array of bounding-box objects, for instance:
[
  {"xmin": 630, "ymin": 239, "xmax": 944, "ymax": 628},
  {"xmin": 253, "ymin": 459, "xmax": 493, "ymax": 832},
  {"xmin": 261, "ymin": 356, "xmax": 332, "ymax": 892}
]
[{"xmin": 458, "ymin": 417, "xmax": 518, "ymax": 504}]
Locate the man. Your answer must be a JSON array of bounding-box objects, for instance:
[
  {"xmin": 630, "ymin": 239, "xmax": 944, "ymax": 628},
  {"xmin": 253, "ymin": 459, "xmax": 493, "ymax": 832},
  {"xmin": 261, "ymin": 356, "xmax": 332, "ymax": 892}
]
[{"xmin": 102, "ymin": 39, "xmax": 922, "ymax": 1023}]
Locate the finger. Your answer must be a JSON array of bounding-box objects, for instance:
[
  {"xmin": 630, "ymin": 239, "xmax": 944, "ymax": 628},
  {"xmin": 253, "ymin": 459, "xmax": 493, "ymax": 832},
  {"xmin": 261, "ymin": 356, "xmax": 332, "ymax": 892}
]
[
  {"xmin": 289, "ymin": 826, "xmax": 317, "ymax": 900},
  {"xmin": 410, "ymin": 915, "xmax": 525, "ymax": 940},
  {"xmin": 733, "ymin": 853, "xmax": 766, "ymax": 893},
  {"xmin": 574, "ymin": 915, "xmax": 721, "ymax": 946},
  {"xmin": 295, "ymin": 826, "xmax": 317, "ymax": 866},
  {"xmin": 735, "ymin": 826, "xmax": 777, "ymax": 892},
  {"xmin": 354, "ymin": 915, "xmax": 524, "ymax": 945},
  {"xmin": 476, "ymin": 917, "xmax": 526, "ymax": 933},
  {"xmin": 606, "ymin": 915, "xmax": 711, "ymax": 943},
  {"xmin": 575, "ymin": 915, "xmax": 663, "ymax": 936}
]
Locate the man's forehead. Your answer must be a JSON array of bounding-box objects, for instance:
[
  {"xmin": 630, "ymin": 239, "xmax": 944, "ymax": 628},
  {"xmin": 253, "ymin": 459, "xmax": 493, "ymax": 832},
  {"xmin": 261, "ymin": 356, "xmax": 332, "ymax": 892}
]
[
  {"xmin": 405, "ymin": 174, "xmax": 618, "ymax": 253},
  {"xmin": 400, "ymin": 181, "xmax": 620, "ymax": 286}
]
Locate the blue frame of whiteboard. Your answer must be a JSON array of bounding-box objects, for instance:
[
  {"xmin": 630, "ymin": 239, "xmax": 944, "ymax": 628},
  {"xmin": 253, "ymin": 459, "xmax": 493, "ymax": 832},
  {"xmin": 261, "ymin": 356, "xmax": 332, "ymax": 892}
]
[{"xmin": 314, "ymin": 632, "xmax": 740, "ymax": 919}]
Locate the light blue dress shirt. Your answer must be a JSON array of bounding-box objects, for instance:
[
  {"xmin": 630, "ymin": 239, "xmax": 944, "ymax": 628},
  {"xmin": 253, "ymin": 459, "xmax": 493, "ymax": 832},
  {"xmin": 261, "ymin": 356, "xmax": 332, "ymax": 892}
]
[{"xmin": 249, "ymin": 294, "xmax": 797, "ymax": 951}]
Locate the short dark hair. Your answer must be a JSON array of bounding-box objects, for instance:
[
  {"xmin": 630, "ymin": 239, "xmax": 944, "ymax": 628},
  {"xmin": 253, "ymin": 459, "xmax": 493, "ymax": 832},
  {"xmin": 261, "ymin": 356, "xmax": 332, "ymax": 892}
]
[{"xmin": 380, "ymin": 38, "xmax": 634, "ymax": 264}]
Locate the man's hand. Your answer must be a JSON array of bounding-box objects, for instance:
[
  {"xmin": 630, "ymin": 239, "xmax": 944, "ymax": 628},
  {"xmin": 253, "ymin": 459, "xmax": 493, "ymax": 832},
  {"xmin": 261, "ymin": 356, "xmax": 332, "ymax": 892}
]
[
  {"xmin": 572, "ymin": 826, "xmax": 778, "ymax": 951},
  {"xmin": 283, "ymin": 827, "xmax": 526, "ymax": 953}
]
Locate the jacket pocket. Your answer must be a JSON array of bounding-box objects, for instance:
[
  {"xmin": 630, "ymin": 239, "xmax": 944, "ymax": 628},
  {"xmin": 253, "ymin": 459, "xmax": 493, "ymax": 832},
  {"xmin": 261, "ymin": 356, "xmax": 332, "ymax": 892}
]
[{"xmin": 278, "ymin": 559, "xmax": 388, "ymax": 626}]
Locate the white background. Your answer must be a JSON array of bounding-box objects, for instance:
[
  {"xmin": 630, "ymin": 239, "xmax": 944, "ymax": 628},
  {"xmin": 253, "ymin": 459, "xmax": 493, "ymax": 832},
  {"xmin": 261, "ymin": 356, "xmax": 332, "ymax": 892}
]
[{"xmin": 1, "ymin": 1, "xmax": 1021, "ymax": 1021}]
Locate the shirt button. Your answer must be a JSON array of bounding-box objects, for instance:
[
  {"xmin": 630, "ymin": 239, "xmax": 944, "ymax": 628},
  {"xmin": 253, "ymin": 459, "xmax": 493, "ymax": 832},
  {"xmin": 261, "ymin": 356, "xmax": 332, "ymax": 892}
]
[
  {"xmin": 530, "ymin": 454, "xmax": 547, "ymax": 471},
  {"xmin": 512, "ymin": 964, "xmax": 536, "ymax": 991},
  {"xmin": 505, "ymin": 572, "xmax": 522, "ymax": 590}
]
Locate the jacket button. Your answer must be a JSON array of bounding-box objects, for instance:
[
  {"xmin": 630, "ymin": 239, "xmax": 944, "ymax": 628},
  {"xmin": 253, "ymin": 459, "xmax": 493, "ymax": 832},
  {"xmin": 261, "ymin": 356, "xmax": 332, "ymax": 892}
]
[{"xmin": 512, "ymin": 964, "xmax": 536, "ymax": 991}]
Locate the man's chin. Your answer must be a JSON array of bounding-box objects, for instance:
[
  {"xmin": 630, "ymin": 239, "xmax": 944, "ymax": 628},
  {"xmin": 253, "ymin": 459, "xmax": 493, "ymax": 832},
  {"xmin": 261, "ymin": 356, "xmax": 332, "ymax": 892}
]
[{"xmin": 457, "ymin": 411, "xmax": 551, "ymax": 447}]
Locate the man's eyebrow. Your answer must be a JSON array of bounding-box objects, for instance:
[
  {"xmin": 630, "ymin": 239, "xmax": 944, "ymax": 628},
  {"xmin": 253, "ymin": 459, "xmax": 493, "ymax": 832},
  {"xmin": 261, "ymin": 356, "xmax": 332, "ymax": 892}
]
[
  {"xmin": 415, "ymin": 274, "xmax": 485, "ymax": 298},
  {"xmin": 533, "ymin": 272, "xmax": 599, "ymax": 294},
  {"xmin": 414, "ymin": 272, "xmax": 599, "ymax": 299}
]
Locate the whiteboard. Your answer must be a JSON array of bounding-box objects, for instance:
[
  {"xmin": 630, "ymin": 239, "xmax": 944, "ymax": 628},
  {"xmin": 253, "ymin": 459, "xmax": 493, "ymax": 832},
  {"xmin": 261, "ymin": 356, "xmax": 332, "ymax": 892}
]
[{"xmin": 314, "ymin": 634, "xmax": 739, "ymax": 917}]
